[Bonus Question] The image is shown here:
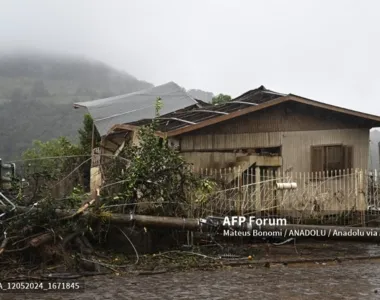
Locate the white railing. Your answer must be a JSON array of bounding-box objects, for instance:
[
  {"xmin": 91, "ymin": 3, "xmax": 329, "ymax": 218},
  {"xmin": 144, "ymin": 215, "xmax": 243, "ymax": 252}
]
[{"xmin": 191, "ymin": 167, "xmax": 377, "ymax": 226}]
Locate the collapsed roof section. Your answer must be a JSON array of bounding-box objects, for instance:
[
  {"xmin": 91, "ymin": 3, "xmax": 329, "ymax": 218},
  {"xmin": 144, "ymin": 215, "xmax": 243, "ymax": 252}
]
[
  {"xmin": 111, "ymin": 85, "xmax": 380, "ymax": 136},
  {"xmin": 73, "ymin": 81, "xmax": 200, "ymax": 136},
  {"xmin": 75, "ymin": 83, "xmax": 380, "ymax": 138},
  {"xmin": 113, "ymin": 85, "xmax": 286, "ymax": 133}
]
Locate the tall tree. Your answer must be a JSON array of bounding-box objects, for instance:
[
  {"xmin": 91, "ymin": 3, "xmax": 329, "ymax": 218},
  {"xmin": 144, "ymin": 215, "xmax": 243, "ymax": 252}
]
[
  {"xmin": 77, "ymin": 114, "xmax": 101, "ymax": 191},
  {"xmin": 78, "ymin": 114, "xmax": 101, "ymax": 154}
]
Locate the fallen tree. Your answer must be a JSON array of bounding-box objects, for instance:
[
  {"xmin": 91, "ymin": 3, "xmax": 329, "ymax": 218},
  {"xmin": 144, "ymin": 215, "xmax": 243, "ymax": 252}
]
[
  {"xmin": 2, "ymin": 204, "xmax": 380, "ymax": 243},
  {"xmin": 3, "ymin": 197, "xmax": 380, "ymax": 279},
  {"xmin": 2, "ymin": 99, "xmax": 379, "ymax": 278}
]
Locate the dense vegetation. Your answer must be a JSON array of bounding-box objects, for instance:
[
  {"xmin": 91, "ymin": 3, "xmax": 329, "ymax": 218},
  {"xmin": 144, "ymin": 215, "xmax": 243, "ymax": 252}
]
[
  {"xmin": 0, "ymin": 53, "xmax": 152, "ymax": 160},
  {"xmin": 1, "ymin": 53, "xmax": 378, "ymax": 169},
  {"xmin": 0, "ymin": 53, "xmax": 216, "ymax": 161}
]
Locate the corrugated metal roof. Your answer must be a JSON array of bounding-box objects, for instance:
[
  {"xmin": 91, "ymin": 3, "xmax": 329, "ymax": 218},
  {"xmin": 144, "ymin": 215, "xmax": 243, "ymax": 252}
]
[
  {"xmin": 127, "ymin": 85, "xmax": 284, "ymax": 132},
  {"xmin": 73, "ymin": 81, "xmax": 199, "ymax": 136},
  {"xmin": 110, "ymin": 84, "xmax": 380, "ymax": 136}
]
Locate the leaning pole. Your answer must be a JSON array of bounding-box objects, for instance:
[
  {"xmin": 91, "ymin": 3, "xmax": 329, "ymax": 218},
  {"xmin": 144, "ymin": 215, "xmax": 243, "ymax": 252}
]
[{"xmin": 2, "ymin": 204, "xmax": 380, "ymax": 242}]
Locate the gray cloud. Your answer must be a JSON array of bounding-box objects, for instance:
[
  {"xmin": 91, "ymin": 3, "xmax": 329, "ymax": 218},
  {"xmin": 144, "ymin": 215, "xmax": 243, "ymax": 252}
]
[{"xmin": 0, "ymin": 0, "xmax": 379, "ymax": 113}]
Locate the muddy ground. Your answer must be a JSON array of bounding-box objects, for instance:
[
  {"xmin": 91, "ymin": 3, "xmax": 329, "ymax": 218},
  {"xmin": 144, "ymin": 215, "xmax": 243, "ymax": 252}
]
[{"xmin": 2, "ymin": 241, "xmax": 380, "ymax": 299}]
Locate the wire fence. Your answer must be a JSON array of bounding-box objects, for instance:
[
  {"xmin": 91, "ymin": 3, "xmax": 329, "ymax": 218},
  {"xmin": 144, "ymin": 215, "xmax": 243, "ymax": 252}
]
[
  {"xmin": 191, "ymin": 167, "xmax": 380, "ymax": 226},
  {"xmin": 4, "ymin": 154, "xmax": 380, "ymax": 227}
]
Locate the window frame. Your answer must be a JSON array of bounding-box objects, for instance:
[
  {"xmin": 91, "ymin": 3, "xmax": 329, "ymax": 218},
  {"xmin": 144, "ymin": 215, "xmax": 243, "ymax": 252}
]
[{"xmin": 310, "ymin": 144, "xmax": 353, "ymax": 175}]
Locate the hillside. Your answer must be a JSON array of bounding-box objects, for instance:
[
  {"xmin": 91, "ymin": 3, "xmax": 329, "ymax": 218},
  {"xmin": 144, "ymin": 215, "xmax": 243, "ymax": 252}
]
[
  {"xmin": 3, "ymin": 53, "xmax": 377, "ymax": 169},
  {"xmin": 0, "ymin": 53, "xmax": 153, "ymax": 160},
  {"xmin": 187, "ymin": 89, "xmax": 214, "ymax": 102}
]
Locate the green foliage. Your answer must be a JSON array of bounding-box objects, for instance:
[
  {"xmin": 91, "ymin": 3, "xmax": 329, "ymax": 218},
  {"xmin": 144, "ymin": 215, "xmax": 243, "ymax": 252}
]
[
  {"xmin": 77, "ymin": 113, "xmax": 101, "ymax": 190},
  {"xmin": 23, "ymin": 136, "xmax": 80, "ymax": 157},
  {"xmin": 21, "ymin": 137, "xmax": 83, "ymax": 201},
  {"xmin": 66, "ymin": 185, "xmax": 88, "ymax": 208},
  {"xmin": 102, "ymin": 98, "xmax": 208, "ymax": 216},
  {"xmin": 23, "ymin": 137, "xmax": 81, "ymax": 176},
  {"xmin": 155, "ymin": 97, "xmax": 163, "ymax": 114},
  {"xmin": 78, "ymin": 113, "xmax": 101, "ymax": 154},
  {"xmin": 0, "ymin": 100, "xmax": 85, "ymax": 161},
  {"xmin": 211, "ymin": 94, "xmax": 232, "ymax": 105},
  {"xmin": 18, "ymin": 111, "xmax": 103, "ymax": 199},
  {"xmin": 0, "ymin": 53, "xmax": 153, "ymax": 160},
  {"xmin": 193, "ymin": 179, "xmax": 217, "ymax": 204}
]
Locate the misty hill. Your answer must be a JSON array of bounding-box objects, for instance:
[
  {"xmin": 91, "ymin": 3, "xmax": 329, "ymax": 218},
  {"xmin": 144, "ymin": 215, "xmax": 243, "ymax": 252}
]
[
  {"xmin": 187, "ymin": 89, "xmax": 214, "ymax": 102},
  {"xmin": 3, "ymin": 53, "xmax": 377, "ymax": 170},
  {"xmin": 0, "ymin": 53, "xmax": 153, "ymax": 160}
]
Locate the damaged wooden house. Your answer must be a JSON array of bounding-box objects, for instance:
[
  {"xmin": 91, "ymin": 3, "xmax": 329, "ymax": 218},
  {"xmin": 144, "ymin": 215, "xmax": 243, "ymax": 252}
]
[{"xmin": 74, "ymin": 82, "xmax": 380, "ymax": 215}]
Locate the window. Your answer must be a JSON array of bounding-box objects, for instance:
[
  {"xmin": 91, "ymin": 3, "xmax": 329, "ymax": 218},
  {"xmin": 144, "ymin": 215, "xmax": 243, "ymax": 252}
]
[{"xmin": 311, "ymin": 145, "xmax": 353, "ymax": 173}]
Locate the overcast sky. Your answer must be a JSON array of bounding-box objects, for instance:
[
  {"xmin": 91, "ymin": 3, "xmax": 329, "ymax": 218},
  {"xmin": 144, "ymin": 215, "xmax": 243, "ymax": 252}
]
[{"xmin": 0, "ymin": 0, "xmax": 379, "ymax": 114}]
